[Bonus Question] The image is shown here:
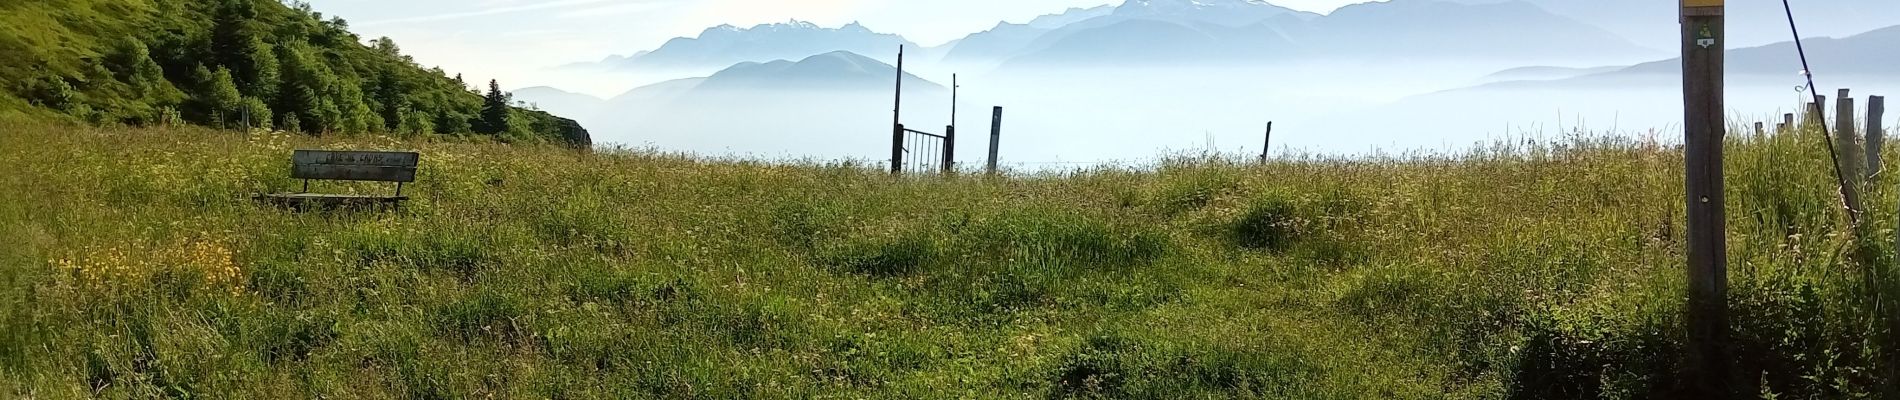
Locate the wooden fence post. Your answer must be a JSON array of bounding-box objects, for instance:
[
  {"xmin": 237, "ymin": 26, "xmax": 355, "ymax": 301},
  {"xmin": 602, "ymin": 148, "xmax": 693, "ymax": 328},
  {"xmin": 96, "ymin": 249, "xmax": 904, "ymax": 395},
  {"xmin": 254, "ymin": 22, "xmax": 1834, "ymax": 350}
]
[
  {"xmin": 1259, "ymin": 121, "xmax": 1274, "ymax": 163},
  {"xmin": 986, "ymin": 106, "xmax": 1003, "ymax": 175},
  {"xmin": 1807, "ymin": 95, "xmax": 1827, "ymax": 129},
  {"xmin": 1867, "ymin": 96, "xmax": 1886, "ymax": 177},
  {"xmin": 1837, "ymin": 89, "xmax": 1864, "ymax": 194},
  {"xmin": 1754, "ymin": 122, "xmax": 1765, "ymax": 139}
]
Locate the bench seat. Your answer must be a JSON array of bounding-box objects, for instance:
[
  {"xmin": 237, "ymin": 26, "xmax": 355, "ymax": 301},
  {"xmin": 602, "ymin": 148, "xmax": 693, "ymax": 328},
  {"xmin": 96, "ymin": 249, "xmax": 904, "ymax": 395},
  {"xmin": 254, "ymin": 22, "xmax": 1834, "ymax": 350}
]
[{"xmin": 254, "ymin": 150, "xmax": 420, "ymax": 211}]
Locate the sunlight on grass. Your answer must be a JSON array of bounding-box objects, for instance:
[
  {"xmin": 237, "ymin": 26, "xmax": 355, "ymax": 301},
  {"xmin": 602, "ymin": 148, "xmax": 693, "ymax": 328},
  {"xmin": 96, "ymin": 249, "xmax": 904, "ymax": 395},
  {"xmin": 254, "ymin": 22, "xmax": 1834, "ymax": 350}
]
[{"xmin": 0, "ymin": 118, "xmax": 1894, "ymax": 398}]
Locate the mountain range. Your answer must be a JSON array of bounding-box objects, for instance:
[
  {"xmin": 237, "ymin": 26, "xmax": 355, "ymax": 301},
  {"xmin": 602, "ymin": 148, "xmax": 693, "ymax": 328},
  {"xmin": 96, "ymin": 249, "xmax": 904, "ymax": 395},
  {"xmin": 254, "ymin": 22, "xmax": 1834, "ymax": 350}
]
[
  {"xmin": 524, "ymin": 0, "xmax": 1900, "ymax": 158},
  {"xmin": 565, "ymin": 0, "xmax": 1691, "ymax": 76}
]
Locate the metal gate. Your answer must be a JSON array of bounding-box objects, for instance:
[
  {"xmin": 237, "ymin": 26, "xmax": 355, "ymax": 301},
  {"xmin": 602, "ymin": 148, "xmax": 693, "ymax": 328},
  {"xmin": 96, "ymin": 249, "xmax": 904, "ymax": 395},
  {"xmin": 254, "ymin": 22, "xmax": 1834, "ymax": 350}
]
[
  {"xmin": 894, "ymin": 124, "xmax": 952, "ymax": 175},
  {"xmin": 886, "ymin": 44, "xmax": 959, "ymax": 175}
]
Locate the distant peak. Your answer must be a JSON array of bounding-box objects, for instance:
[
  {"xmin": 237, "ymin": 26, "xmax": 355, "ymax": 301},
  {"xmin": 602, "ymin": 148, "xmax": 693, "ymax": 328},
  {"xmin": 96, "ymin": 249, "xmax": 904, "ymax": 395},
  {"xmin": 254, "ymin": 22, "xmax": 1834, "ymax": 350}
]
[
  {"xmin": 1119, "ymin": 0, "xmax": 1277, "ymax": 10},
  {"xmin": 749, "ymin": 19, "xmax": 821, "ymax": 30},
  {"xmin": 806, "ymin": 50, "xmax": 873, "ymax": 61}
]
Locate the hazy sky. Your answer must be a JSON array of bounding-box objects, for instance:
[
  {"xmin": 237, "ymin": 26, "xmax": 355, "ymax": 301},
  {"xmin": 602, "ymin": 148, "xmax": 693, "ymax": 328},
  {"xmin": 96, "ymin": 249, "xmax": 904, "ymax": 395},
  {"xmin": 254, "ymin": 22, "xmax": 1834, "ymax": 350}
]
[{"xmin": 304, "ymin": 0, "xmax": 1376, "ymax": 89}]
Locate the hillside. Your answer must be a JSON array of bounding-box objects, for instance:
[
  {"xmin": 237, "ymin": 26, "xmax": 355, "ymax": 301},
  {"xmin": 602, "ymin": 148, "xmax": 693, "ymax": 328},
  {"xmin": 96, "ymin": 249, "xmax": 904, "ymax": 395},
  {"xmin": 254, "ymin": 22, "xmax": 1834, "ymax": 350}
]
[
  {"xmin": 1, "ymin": 120, "xmax": 1893, "ymax": 398},
  {"xmin": 0, "ymin": 0, "xmax": 589, "ymax": 146}
]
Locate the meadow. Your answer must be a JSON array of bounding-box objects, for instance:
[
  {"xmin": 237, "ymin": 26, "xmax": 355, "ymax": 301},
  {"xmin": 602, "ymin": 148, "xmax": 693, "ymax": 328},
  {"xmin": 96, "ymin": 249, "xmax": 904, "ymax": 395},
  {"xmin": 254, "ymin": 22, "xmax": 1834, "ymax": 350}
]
[{"xmin": 0, "ymin": 117, "xmax": 1894, "ymax": 399}]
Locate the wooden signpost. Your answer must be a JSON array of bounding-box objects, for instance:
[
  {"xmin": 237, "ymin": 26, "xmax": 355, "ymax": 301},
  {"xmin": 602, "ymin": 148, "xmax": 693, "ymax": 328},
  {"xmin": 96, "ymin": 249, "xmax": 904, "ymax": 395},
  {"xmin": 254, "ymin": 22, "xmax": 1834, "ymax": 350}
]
[{"xmin": 1680, "ymin": 0, "xmax": 1732, "ymax": 397}]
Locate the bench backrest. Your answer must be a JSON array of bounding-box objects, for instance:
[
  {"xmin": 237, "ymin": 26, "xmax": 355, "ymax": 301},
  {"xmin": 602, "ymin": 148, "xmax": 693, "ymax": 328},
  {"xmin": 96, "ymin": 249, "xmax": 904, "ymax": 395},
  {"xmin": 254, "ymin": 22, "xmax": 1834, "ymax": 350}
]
[{"xmin": 292, "ymin": 150, "xmax": 420, "ymax": 183}]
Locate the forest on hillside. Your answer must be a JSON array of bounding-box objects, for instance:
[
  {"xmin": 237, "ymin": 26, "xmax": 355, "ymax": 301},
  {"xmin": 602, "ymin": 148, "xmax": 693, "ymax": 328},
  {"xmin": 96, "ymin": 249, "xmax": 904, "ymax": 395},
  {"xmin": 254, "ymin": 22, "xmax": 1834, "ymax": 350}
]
[{"xmin": 0, "ymin": 0, "xmax": 590, "ymax": 146}]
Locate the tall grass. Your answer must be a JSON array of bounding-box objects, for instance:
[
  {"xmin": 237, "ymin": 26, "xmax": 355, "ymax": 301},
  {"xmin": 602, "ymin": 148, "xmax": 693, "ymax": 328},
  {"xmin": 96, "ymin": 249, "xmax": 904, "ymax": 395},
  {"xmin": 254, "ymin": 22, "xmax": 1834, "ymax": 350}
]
[{"xmin": 0, "ymin": 118, "xmax": 1893, "ymax": 398}]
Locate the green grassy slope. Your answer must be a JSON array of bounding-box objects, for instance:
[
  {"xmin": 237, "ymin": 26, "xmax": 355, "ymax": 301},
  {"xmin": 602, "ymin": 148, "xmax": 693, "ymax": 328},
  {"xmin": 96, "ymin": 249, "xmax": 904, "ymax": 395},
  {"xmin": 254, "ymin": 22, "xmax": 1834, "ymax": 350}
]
[
  {"xmin": 0, "ymin": 119, "xmax": 1894, "ymax": 398},
  {"xmin": 0, "ymin": 0, "xmax": 589, "ymax": 146}
]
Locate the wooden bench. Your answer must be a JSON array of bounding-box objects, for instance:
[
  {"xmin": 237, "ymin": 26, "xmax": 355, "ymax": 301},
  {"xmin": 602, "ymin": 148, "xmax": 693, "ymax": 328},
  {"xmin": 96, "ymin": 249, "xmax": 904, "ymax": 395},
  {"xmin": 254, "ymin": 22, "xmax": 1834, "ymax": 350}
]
[{"xmin": 255, "ymin": 150, "xmax": 420, "ymax": 210}]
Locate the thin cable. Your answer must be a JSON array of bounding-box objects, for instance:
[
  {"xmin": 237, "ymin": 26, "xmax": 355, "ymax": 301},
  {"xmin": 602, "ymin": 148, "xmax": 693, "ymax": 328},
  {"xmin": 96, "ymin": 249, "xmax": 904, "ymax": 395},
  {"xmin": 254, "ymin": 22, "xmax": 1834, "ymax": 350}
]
[{"xmin": 1782, "ymin": 0, "xmax": 1858, "ymax": 223}]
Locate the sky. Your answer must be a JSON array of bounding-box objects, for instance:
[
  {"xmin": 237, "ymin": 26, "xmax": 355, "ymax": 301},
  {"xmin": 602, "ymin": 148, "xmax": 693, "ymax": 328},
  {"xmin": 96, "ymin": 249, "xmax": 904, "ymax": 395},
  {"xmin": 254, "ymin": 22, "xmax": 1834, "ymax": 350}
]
[{"xmin": 303, "ymin": 0, "xmax": 1376, "ymax": 90}]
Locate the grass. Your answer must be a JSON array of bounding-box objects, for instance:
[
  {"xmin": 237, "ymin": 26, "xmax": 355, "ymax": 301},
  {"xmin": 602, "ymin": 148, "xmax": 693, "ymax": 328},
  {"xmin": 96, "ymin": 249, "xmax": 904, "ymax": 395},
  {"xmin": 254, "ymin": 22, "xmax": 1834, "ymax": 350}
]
[{"xmin": 0, "ymin": 118, "xmax": 1895, "ymax": 398}]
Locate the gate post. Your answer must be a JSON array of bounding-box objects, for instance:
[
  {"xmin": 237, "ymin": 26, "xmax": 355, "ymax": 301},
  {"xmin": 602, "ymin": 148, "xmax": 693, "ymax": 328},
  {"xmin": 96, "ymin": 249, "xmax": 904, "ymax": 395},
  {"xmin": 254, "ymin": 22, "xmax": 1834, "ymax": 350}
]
[
  {"xmin": 943, "ymin": 125, "xmax": 956, "ymax": 174},
  {"xmin": 891, "ymin": 123, "xmax": 905, "ymax": 175},
  {"xmin": 890, "ymin": 45, "xmax": 905, "ymax": 176}
]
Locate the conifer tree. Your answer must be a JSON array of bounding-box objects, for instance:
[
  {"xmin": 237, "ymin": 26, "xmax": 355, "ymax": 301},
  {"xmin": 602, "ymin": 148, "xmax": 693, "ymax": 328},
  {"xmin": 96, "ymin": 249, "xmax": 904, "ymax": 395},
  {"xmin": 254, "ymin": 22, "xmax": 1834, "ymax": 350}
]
[
  {"xmin": 478, "ymin": 79, "xmax": 510, "ymax": 134},
  {"xmin": 373, "ymin": 68, "xmax": 405, "ymax": 131}
]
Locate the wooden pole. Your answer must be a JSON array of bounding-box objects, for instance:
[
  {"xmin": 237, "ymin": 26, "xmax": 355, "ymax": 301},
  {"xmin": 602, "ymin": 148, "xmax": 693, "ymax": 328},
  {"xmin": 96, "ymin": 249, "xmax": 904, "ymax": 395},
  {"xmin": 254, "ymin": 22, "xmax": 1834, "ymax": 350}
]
[
  {"xmin": 1838, "ymin": 89, "xmax": 1864, "ymax": 210},
  {"xmin": 1680, "ymin": 2, "xmax": 1732, "ymax": 397},
  {"xmin": 1807, "ymin": 96, "xmax": 1827, "ymax": 129},
  {"xmin": 1754, "ymin": 122, "xmax": 1765, "ymax": 138},
  {"xmin": 1784, "ymin": 113, "xmax": 1796, "ymax": 133},
  {"xmin": 1260, "ymin": 121, "xmax": 1274, "ymax": 163},
  {"xmin": 987, "ymin": 106, "xmax": 1003, "ymax": 175},
  {"xmin": 1867, "ymin": 96, "xmax": 1885, "ymax": 177},
  {"xmin": 945, "ymin": 74, "xmax": 958, "ymax": 174},
  {"xmin": 890, "ymin": 45, "xmax": 905, "ymax": 175}
]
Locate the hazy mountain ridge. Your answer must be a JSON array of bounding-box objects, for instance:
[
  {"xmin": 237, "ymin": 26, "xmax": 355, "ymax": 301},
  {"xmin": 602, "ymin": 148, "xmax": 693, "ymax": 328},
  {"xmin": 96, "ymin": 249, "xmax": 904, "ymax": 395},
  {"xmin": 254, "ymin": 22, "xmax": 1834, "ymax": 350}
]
[
  {"xmin": 937, "ymin": 22, "xmax": 1053, "ymax": 66},
  {"xmin": 1476, "ymin": 66, "xmax": 1622, "ymax": 84},
  {"xmin": 570, "ymin": 0, "xmax": 1657, "ymax": 78},
  {"xmin": 514, "ymin": 86, "xmax": 607, "ymax": 118},
  {"xmin": 589, "ymin": 20, "xmax": 918, "ymax": 75},
  {"xmin": 1108, "ymin": 0, "xmax": 1319, "ymax": 26},
  {"xmin": 519, "ymin": 51, "xmax": 947, "ymax": 156},
  {"xmin": 1024, "ymin": 5, "xmax": 1116, "ymax": 29},
  {"xmin": 991, "ymin": 0, "xmax": 1654, "ymax": 68},
  {"xmin": 524, "ymin": 51, "xmax": 946, "ymax": 154},
  {"xmin": 1440, "ymin": 0, "xmax": 1900, "ymax": 50},
  {"xmin": 1282, "ymin": 0, "xmax": 1653, "ymax": 61},
  {"xmin": 1465, "ymin": 25, "xmax": 1900, "ymax": 90},
  {"xmin": 1616, "ymin": 25, "xmax": 1900, "ymax": 77},
  {"xmin": 691, "ymin": 51, "xmax": 944, "ymax": 92}
]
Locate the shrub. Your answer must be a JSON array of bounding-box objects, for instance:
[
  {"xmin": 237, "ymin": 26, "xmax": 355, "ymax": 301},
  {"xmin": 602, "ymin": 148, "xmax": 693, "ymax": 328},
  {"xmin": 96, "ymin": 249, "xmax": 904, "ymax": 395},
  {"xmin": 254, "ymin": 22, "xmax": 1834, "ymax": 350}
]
[
  {"xmin": 823, "ymin": 234, "xmax": 933, "ymax": 277},
  {"xmin": 1152, "ymin": 170, "xmax": 1239, "ymax": 215},
  {"xmin": 1233, "ymin": 195, "xmax": 1301, "ymax": 251}
]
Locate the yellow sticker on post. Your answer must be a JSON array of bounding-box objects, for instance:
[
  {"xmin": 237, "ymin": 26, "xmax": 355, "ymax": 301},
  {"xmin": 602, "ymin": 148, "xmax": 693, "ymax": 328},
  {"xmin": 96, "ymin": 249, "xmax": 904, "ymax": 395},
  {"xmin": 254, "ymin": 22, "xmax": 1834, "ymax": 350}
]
[{"xmin": 1684, "ymin": 0, "xmax": 1723, "ymax": 7}]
